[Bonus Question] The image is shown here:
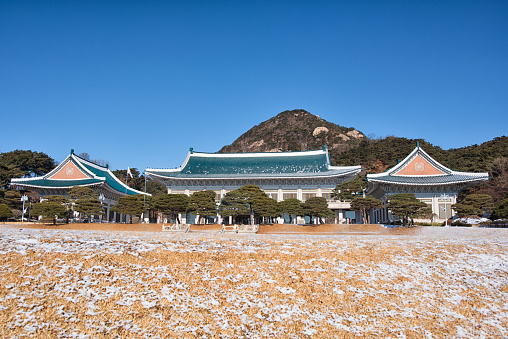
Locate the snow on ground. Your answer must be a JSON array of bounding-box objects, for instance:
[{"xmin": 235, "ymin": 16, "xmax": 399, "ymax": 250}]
[{"xmin": 0, "ymin": 227, "xmax": 507, "ymax": 338}]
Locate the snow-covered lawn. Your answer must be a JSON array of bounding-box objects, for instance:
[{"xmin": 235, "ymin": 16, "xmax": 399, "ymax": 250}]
[{"xmin": 0, "ymin": 227, "xmax": 507, "ymax": 338}]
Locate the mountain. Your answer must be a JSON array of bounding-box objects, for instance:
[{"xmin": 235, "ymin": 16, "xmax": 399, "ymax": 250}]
[
  {"xmin": 219, "ymin": 109, "xmax": 508, "ymax": 175},
  {"xmin": 219, "ymin": 109, "xmax": 366, "ymax": 154}
]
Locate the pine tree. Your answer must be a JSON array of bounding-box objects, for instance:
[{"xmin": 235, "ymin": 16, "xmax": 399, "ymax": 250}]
[
  {"xmin": 303, "ymin": 197, "xmax": 334, "ymax": 224},
  {"xmin": 188, "ymin": 191, "xmax": 217, "ymax": 224},
  {"xmin": 387, "ymin": 193, "xmax": 431, "ymax": 226},
  {"xmin": 350, "ymin": 196, "xmax": 383, "ymax": 224},
  {"xmin": 112, "ymin": 195, "xmax": 145, "ymax": 223},
  {"xmin": 0, "ymin": 204, "xmax": 13, "ymax": 221},
  {"xmin": 279, "ymin": 198, "xmax": 304, "ymax": 224},
  {"xmin": 31, "ymin": 201, "xmax": 68, "ymax": 225},
  {"xmin": 154, "ymin": 194, "xmax": 189, "ymax": 224}
]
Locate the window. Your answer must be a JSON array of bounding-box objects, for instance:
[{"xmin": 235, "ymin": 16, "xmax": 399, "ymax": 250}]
[
  {"xmin": 266, "ymin": 193, "xmax": 278, "ymax": 201},
  {"xmin": 322, "ymin": 193, "xmax": 333, "ymax": 201},
  {"xmin": 302, "ymin": 193, "xmax": 316, "ymax": 202},
  {"xmin": 283, "ymin": 193, "xmax": 297, "ymax": 200}
]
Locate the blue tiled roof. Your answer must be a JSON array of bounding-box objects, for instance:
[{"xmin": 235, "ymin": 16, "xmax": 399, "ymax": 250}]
[
  {"xmin": 368, "ymin": 173, "xmax": 488, "ymax": 185},
  {"xmin": 367, "ymin": 146, "xmax": 489, "ymax": 186}
]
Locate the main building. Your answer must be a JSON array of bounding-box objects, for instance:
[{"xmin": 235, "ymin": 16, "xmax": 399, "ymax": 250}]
[{"xmin": 146, "ymin": 147, "xmax": 362, "ymax": 224}]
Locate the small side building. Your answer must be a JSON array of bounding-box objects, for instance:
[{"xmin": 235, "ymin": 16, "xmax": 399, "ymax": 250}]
[
  {"xmin": 11, "ymin": 149, "xmax": 149, "ymax": 222},
  {"xmin": 146, "ymin": 147, "xmax": 362, "ymax": 224},
  {"xmin": 366, "ymin": 144, "xmax": 489, "ymax": 224}
]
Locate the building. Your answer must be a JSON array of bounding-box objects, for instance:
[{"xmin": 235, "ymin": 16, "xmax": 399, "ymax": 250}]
[
  {"xmin": 146, "ymin": 147, "xmax": 362, "ymax": 224},
  {"xmin": 366, "ymin": 143, "xmax": 490, "ymax": 224},
  {"xmin": 10, "ymin": 149, "xmax": 148, "ymax": 222}
]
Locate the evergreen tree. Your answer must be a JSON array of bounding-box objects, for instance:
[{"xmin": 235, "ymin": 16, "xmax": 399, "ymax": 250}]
[
  {"xmin": 31, "ymin": 201, "xmax": 68, "ymax": 225},
  {"xmin": 45, "ymin": 195, "xmax": 69, "ymax": 205},
  {"xmin": 250, "ymin": 195, "xmax": 280, "ymax": 224},
  {"xmin": 279, "ymin": 198, "xmax": 304, "ymax": 224},
  {"xmin": 154, "ymin": 194, "xmax": 189, "ymax": 224},
  {"xmin": 0, "ymin": 204, "xmax": 13, "ymax": 221},
  {"xmin": 492, "ymin": 198, "xmax": 508, "ymax": 219},
  {"xmin": 218, "ymin": 190, "xmax": 250, "ymax": 224},
  {"xmin": 350, "ymin": 196, "xmax": 383, "ymax": 224},
  {"xmin": 387, "ymin": 193, "xmax": 431, "ymax": 226},
  {"xmin": 303, "ymin": 197, "xmax": 334, "ymax": 224},
  {"xmin": 0, "ymin": 150, "xmax": 55, "ymax": 188},
  {"xmin": 3, "ymin": 190, "xmax": 22, "ymax": 209},
  {"xmin": 452, "ymin": 194, "xmax": 494, "ymax": 217},
  {"xmin": 236, "ymin": 185, "xmax": 267, "ymax": 225},
  {"xmin": 332, "ymin": 175, "xmax": 367, "ymax": 202},
  {"xmin": 68, "ymin": 186, "xmax": 103, "ymax": 221},
  {"xmin": 188, "ymin": 191, "xmax": 217, "ymax": 224},
  {"xmin": 68, "ymin": 186, "xmax": 97, "ymax": 200},
  {"xmin": 112, "ymin": 195, "xmax": 145, "ymax": 223}
]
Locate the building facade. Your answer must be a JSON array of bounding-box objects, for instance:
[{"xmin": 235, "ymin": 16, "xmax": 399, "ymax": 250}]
[
  {"xmin": 146, "ymin": 147, "xmax": 362, "ymax": 224},
  {"xmin": 11, "ymin": 150, "xmax": 148, "ymax": 222},
  {"xmin": 366, "ymin": 144, "xmax": 490, "ymax": 224}
]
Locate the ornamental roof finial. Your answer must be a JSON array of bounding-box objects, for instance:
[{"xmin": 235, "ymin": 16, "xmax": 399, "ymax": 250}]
[
  {"xmin": 70, "ymin": 149, "xmax": 74, "ymax": 154},
  {"xmin": 189, "ymin": 147, "xmax": 194, "ymax": 154},
  {"xmin": 417, "ymin": 141, "xmax": 420, "ymax": 148}
]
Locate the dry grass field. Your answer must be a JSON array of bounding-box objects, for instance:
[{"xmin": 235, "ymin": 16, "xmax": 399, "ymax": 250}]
[{"xmin": 0, "ymin": 224, "xmax": 507, "ymax": 338}]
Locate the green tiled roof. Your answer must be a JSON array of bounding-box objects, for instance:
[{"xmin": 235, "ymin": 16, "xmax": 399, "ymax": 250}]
[
  {"xmin": 11, "ymin": 152, "xmax": 148, "ymax": 196},
  {"xmin": 147, "ymin": 149, "xmax": 362, "ymax": 179},
  {"xmin": 10, "ymin": 178, "xmax": 103, "ymax": 188},
  {"xmin": 182, "ymin": 152, "xmax": 328, "ymax": 175},
  {"xmin": 77, "ymin": 157, "xmax": 142, "ymax": 195}
]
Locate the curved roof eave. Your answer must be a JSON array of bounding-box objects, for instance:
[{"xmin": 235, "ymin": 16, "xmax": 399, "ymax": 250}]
[{"xmin": 146, "ymin": 167, "xmax": 361, "ymax": 181}]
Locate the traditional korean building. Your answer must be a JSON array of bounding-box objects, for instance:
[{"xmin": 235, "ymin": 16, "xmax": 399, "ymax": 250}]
[
  {"xmin": 146, "ymin": 147, "xmax": 362, "ymax": 224},
  {"xmin": 11, "ymin": 149, "xmax": 148, "ymax": 222},
  {"xmin": 366, "ymin": 143, "xmax": 490, "ymax": 224}
]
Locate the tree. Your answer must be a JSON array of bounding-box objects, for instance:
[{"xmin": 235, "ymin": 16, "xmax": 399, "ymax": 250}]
[
  {"xmin": 111, "ymin": 195, "xmax": 145, "ymax": 223},
  {"xmin": 236, "ymin": 185, "xmax": 267, "ymax": 225},
  {"xmin": 279, "ymin": 198, "xmax": 304, "ymax": 224},
  {"xmin": 145, "ymin": 179, "xmax": 166, "ymax": 197},
  {"xmin": 387, "ymin": 193, "xmax": 431, "ymax": 226},
  {"xmin": 68, "ymin": 186, "xmax": 97, "ymax": 200},
  {"xmin": 74, "ymin": 199, "xmax": 104, "ymax": 221},
  {"xmin": 250, "ymin": 195, "xmax": 280, "ymax": 224},
  {"xmin": 45, "ymin": 195, "xmax": 69, "ymax": 205},
  {"xmin": 218, "ymin": 190, "xmax": 250, "ymax": 223},
  {"xmin": 3, "ymin": 190, "xmax": 22, "ymax": 209},
  {"xmin": 0, "ymin": 150, "xmax": 55, "ymax": 188},
  {"xmin": 492, "ymin": 198, "xmax": 508, "ymax": 219},
  {"xmin": 187, "ymin": 191, "xmax": 217, "ymax": 224},
  {"xmin": 0, "ymin": 204, "xmax": 13, "ymax": 221},
  {"xmin": 350, "ymin": 196, "xmax": 383, "ymax": 224},
  {"xmin": 67, "ymin": 186, "xmax": 102, "ymax": 221},
  {"xmin": 154, "ymin": 194, "xmax": 189, "ymax": 224},
  {"xmin": 303, "ymin": 197, "xmax": 334, "ymax": 224},
  {"xmin": 31, "ymin": 201, "xmax": 68, "ymax": 225},
  {"xmin": 332, "ymin": 175, "xmax": 367, "ymax": 202},
  {"xmin": 452, "ymin": 194, "xmax": 494, "ymax": 217}
]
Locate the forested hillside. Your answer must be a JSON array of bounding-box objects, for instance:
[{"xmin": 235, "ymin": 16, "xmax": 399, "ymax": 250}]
[
  {"xmin": 219, "ymin": 109, "xmax": 508, "ymax": 175},
  {"xmin": 337, "ymin": 136, "xmax": 508, "ymax": 174}
]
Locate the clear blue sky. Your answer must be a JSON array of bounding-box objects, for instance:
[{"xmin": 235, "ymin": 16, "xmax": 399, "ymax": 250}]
[{"xmin": 1, "ymin": 1, "xmax": 507, "ymax": 171}]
